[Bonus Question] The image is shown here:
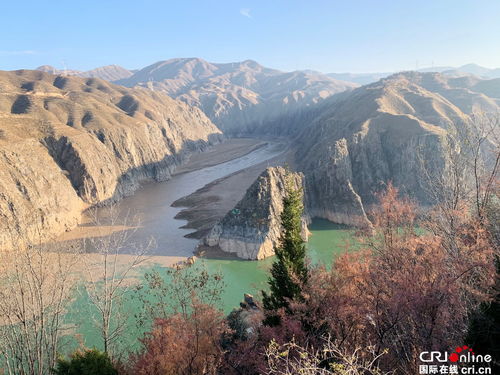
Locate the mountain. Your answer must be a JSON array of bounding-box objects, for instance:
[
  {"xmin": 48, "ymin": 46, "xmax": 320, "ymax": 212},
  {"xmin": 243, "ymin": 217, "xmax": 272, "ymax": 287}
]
[
  {"xmin": 294, "ymin": 72, "xmax": 500, "ymax": 226},
  {"xmin": 0, "ymin": 69, "xmax": 221, "ymax": 250},
  {"xmin": 37, "ymin": 64, "xmax": 134, "ymax": 81},
  {"xmin": 37, "ymin": 65, "xmax": 82, "ymax": 76},
  {"xmin": 452, "ymin": 63, "xmax": 500, "ymax": 78},
  {"xmin": 328, "ymin": 64, "xmax": 500, "ymax": 86},
  {"xmin": 116, "ymin": 58, "xmax": 358, "ymax": 134},
  {"xmin": 416, "ymin": 65, "xmax": 455, "ymax": 73}
]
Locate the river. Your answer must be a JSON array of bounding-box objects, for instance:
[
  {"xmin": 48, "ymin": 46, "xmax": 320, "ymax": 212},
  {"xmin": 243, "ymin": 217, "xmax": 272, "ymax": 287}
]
[
  {"xmin": 58, "ymin": 139, "xmax": 286, "ymax": 257},
  {"xmin": 63, "ymin": 138, "xmax": 355, "ymax": 350}
]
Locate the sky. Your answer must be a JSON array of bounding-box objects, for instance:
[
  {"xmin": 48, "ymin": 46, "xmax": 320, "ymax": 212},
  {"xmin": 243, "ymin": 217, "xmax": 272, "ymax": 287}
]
[{"xmin": 1, "ymin": 0, "xmax": 499, "ymax": 73}]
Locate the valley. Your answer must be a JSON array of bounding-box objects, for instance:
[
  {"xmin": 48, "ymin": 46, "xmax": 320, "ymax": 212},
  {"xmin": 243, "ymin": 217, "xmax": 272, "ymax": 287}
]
[
  {"xmin": 1, "ymin": 2, "xmax": 499, "ymax": 373},
  {"xmin": 0, "ymin": 58, "xmax": 498, "ymax": 374},
  {"xmin": 53, "ymin": 138, "xmax": 288, "ymax": 261},
  {"xmin": 1, "ymin": 66, "xmax": 499, "ymax": 259}
]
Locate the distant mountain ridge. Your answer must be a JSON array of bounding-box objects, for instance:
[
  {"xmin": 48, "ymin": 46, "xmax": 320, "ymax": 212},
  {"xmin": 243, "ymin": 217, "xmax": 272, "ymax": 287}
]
[
  {"xmin": 328, "ymin": 63, "xmax": 500, "ymax": 85},
  {"xmin": 115, "ymin": 57, "xmax": 358, "ymax": 134},
  {"xmin": 36, "ymin": 60, "xmax": 500, "ymax": 85},
  {"xmin": 37, "ymin": 64, "xmax": 134, "ymax": 81},
  {"xmin": 34, "ymin": 60, "xmax": 500, "ymax": 133}
]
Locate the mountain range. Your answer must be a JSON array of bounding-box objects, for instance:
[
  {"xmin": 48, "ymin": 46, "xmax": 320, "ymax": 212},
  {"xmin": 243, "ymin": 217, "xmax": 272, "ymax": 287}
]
[
  {"xmin": 114, "ymin": 58, "xmax": 357, "ymax": 134},
  {"xmin": 35, "ymin": 60, "xmax": 500, "ymax": 134},
  {"xmin": 37, "ymin": 61, "xmax": 500, "ymax": 87},
  {"xmin": 37, "ymin": 64, "xmax": 135, "ymax": 81},
  {"xmin": 327, "ymin": 63, "xmax": 500, "ymax": 85},
  {"xmin": 0, "ymin": 58, "xmax": 498, "ymax": 249}
]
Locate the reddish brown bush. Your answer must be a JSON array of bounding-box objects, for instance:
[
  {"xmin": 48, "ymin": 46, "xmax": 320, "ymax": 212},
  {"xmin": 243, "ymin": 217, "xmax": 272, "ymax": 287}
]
[
  {"xmin": 131, "ymin": 302, "xmax": 230, "ymax": 375},
  {"xmin": 290, "ymin": 184, "xmax": 495, "ymax": 374}
]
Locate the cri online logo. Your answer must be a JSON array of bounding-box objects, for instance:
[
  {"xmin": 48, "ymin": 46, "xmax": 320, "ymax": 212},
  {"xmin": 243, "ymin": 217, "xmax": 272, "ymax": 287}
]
[{"xmin": 419, "ymin": 346, "xmax": 492, "ymax": 364}]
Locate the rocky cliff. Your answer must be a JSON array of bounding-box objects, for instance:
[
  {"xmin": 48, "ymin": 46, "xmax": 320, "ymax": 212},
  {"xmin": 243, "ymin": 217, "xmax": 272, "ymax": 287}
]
[
  {"xmin": 295, "ymin": 72, "xmax": 499, "ymax": 227},
  {"xmin": 0, "ymin": 69, "xmax": 222, "ymax": 250},
  {"xmin": 203, "ymin": 167, "xmax": 308, "ymax": 260}
]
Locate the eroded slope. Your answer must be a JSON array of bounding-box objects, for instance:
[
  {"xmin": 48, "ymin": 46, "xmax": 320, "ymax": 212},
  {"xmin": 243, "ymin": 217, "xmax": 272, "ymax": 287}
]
[{"xmin": 0, "ymin": 69, "xmax": 221, "ymax": 249}]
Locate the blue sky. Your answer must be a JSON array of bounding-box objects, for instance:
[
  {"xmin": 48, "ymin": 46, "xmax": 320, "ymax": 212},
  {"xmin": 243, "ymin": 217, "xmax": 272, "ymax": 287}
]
[{"xmin": 1, "ymin": 0, "xmax": 499, "ymax": 73}]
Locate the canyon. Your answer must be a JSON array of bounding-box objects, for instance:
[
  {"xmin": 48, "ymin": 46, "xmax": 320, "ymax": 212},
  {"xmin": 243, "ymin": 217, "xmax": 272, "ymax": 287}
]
[{"xmin": 1, "ymin": 61, "xmax": 499, "ymax": 260}]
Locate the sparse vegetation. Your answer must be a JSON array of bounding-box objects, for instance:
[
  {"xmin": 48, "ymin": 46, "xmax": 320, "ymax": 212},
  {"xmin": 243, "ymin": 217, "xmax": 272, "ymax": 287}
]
[
  {"xmin": 81, "ymin": 207, "xmax": 154, "ymax": 357},
  {"xmin": 265, "ymin": 337, "xmax": 390, "ymax": 375},
  {"xmin": 0, "ymin": 242, "xmax": 80, "ymax": 375}
]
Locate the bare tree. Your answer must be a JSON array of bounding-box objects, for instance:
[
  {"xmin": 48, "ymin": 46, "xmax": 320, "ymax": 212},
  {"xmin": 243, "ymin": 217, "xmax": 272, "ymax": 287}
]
[
  {"xmin": 80, "ymin": 205, "xmax": 154, "ymax": 357},
  {"xmin": 0, "ymin": 239, "xmax": 80, "ymax": 375},
  {"xmin": 265, "ymin": 336, "xmax": 391, "ymax": 375},
  {"xmin": 418, "ymin": 111, "xmax": 500, "ymax": 252},
  {"xmin": 135, "ymin": 262, "xmax": 225, "ymax": 327},
  {"xmin": 463, "ymin": 112, "xmax": 500, "ymax": 223}
]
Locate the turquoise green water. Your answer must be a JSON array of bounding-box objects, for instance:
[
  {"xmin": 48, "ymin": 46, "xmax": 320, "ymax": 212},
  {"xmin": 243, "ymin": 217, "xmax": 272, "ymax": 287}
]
[
  {"xmin": 203, "ymin": 219, "xmax": 354, "ymax": 312},
  {"xmin": 65, "ymin": 219, "xmax": 355, "ymax": 352}
]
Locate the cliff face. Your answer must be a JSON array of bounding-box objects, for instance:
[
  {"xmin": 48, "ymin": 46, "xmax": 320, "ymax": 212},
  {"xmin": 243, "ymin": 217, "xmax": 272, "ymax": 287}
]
[
  {"xmin": 304, "ymin": 137, "xmax": 372, "ymax": 228},
  {"xmin": 0, "ymin": 70, "xmax": 222, "ymax": 249},
  {"xmin": 203, "ymin": 167, "xmax": 308, "ymax": 260},
  {"xmin": 296, "ymin": 72, "xmax": 498, "ymax": 226}
]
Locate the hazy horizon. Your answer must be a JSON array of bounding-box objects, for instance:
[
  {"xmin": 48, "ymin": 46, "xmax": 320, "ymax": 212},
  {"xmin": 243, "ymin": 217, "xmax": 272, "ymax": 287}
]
[
  {"xmin": 1, "ymin": 0, "xmax": 500, "ymax": 73},
  {"xmin": 25, "ymin": 57, "xmax": 500, "ymax": 76}
]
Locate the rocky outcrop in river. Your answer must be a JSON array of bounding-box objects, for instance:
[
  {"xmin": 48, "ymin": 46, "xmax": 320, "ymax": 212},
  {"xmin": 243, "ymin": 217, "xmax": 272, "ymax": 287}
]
[
  {"xmin": 203, "ymin": 166, "xmax": 308, "ymax": 260},
  {"xmin": 0, "ymin": 70, "xmax": 222, "ymax": 250}
]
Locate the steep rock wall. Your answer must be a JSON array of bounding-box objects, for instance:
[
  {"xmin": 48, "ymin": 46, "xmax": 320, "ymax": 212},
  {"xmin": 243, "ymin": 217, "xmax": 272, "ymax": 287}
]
[{"xmin": 203, "ymin": 167, "xmax": 308, "ymax": 260}]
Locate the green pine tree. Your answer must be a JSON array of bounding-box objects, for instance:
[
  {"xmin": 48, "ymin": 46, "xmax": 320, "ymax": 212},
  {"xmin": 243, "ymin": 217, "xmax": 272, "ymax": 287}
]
[{"xmin": 262, "ymin": 174, "xmax": 308, "ymax": 321}]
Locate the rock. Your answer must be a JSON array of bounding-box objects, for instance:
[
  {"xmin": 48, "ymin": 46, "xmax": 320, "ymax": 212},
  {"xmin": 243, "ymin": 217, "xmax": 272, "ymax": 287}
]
[
  {"xmin": 304, "ymin": 137, "xmax": 372, "ymax": 228},
  {"xmin": 244, "ymin": 293, "xmax": 258, "ymax": 309},
  {"xmin": 227, "ymin": 294, "xmax": 264, "ymax": 340},
  {"xmin": 203, "ymin": 166, "xmax": 308, "ymax": 260},
  {"xmin": 0, "ymin": 70, "xmax": 222, "ymax": 250}
]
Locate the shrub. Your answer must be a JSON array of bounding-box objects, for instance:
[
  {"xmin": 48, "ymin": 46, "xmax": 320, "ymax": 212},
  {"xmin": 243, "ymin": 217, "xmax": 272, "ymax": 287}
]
[
  {"xmin": 291, "ymin": 184, "xmax": 496, "ymax": 373},
  {"xmin": 131, "ymin": 302, "xmax": 230, "ymax": 375},
  {"xmin": 53, "ymin": 349, "xmax": 118, "ymax": 375}
]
